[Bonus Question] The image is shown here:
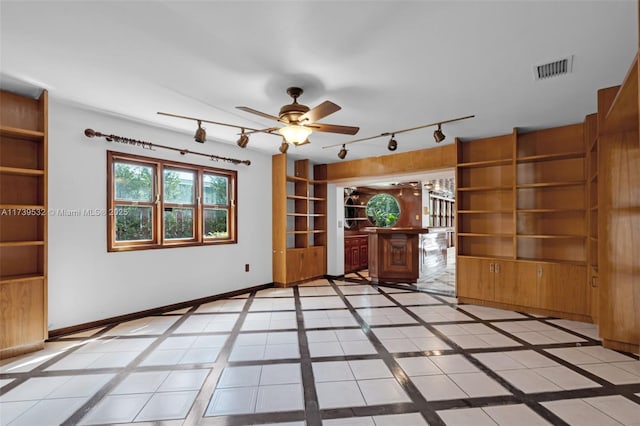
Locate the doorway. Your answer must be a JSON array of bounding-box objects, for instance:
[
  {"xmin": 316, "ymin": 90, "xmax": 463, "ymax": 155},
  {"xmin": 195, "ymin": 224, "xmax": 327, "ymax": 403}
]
[{"xmin": 333, "ymin": 169, "xmax": 456, "ymax": 296}]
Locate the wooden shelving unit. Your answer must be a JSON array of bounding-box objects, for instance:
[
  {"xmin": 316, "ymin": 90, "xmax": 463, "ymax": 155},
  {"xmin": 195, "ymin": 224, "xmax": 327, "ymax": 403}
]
[
  {"xmin": 456, "ymin": 124, "xmax": 591, "ymax": 319},
  {"xmin": 0, "ymin": 89, "xmax": 48, "ymax": 359},
  {"xmin": 585, "ymin": 113, "xmax": 599, "ymax": 322},
  {"xmin": 273, "ymin": 155, "xmax": 327, "ymax": 287}
]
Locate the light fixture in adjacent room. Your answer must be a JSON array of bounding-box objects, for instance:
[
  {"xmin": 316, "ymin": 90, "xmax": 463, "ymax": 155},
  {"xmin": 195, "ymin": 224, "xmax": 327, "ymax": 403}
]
[
  {"xmin": 279, "ymin": 140, "xmax": 289, "ymax": 153},
  {"xmin": 387, "ymin": 134, "xmax": 398, "ymax": 151},
  {"xmin": 433, "ymin": 124, "xmax": 445, "ymax": 143},
  {"xmin": 338, "ymin": 144, "xmax": 348, "ymax": 159},
  {"xmin": 278, "ymin": 124, "xmax": 313, "ymax": 145},
  {"xmin": 237, "ymin": 129, "xmax": 249, "ymax": 148},
  {"xmin": 194, "ymin": 120, "xmax": 206, "ymax": 143}
]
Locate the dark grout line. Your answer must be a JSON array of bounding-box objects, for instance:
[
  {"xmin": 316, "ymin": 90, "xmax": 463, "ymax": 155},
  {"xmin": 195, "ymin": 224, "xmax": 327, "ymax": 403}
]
[{"xmin": 327, "ymin": 277, "xmax": 446, "ymax": 426}]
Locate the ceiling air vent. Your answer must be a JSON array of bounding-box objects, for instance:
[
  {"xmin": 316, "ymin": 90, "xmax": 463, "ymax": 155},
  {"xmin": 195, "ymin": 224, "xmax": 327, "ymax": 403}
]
[{"xmin": 534, "ymin": 56, "xmax": 573, "ymax": 80}]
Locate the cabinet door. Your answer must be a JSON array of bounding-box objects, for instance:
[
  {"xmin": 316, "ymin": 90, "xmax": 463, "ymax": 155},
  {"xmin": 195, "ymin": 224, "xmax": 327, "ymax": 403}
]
[
  {"xmin": 286, "ymin": 249, "xmax": 305, "ymax": 284},
  {"xmin": 304, "ymin": 246, "xmax": 326, "ymax": 280},
  {"xmin": 495, "ymin": 261, "xmax": 537, "ymax": 307},
  {"xmin": 457, "ymin": 257, "xmax": 494, "ymax": 300},
  {"xmin": 359, "ymin": 239, "xmax": 369, "ymax": 270},
  {"xmin": 538, "ymin": 263, "xmax": 588, "ymax": 315}
]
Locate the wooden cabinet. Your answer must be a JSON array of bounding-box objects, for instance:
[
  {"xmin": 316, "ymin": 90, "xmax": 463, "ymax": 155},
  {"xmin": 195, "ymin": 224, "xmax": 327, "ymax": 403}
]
[
  {"xmin": 456, "ymin": 123, "xmax": 591, "ymax": 321},
  {"xmin": 273, "ymin": 155, "xmax": 327, "ymax": 286},
  {"xmin": 0, "ymin": 89, "xmax": 48, "ymax": 359},
  {"xmin": 344, "ymin": 235, "xmax": 368, "ymax": 273},
  {"xmin": 457, "ymin": 257, "xmax": 515, "ymax": 303},
  {"xmin": 537, "ymin": 262, "xmax": 588, "ymax": 316}
]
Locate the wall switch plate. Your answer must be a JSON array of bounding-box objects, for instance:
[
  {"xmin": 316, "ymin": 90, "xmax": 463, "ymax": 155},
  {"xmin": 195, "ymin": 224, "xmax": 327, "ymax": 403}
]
[{"xmin": 245, "ymin": 264, "xmax": 250, "ymax": 272}]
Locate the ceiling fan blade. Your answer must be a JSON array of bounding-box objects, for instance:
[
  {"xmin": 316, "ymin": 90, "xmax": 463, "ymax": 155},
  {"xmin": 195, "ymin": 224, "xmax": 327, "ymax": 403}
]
[
  {"xmin": 299, "ymin": 101, "xmax": 341, "ymax": 123},
  {"xmin": 309, "ymin": 122, "xmax": 360, "ymax": 135},
  {"xmin": 236, "ymin": 106, "xmax": 281, "ymax": 122}
]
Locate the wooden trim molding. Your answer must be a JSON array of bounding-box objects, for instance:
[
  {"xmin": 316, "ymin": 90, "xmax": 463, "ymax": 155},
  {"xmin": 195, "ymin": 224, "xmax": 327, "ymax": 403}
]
[
  {"xmin": 48, "ymin": 282, "xmax": 273, "ymax": 338},
  {"xmin": 325, "ymin": 144, "xmax": 456, "ymax": 182}
]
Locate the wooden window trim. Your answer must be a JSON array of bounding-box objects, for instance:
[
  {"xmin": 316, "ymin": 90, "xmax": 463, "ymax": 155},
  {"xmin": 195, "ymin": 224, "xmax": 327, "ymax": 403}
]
[{"xmin": 107, "ymin": 151, "xmax": 237, "ymax": 252}]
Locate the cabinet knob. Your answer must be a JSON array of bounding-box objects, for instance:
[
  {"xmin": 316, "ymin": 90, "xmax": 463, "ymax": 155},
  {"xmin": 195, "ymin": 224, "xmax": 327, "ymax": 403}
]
[
  {"xmin": 495, "ymin": 263, "xmax": 500, "ymax": 273},
  {"xmin": 537, "ymin": 265, "xmax": 543, "ymax": 278},
  {"xmin": 489, "ymin": 263, "xmax": 495, "ymax": 273}
]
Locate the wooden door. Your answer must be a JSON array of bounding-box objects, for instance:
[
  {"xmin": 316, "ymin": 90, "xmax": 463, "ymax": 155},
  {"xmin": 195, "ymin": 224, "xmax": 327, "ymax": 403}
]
[
  {"xmin": 495, "ymin": 261, "xmax": 537, "ymax": 307},
  {"xmin": 457, "ymin": 257, "xmax": 494, "ymax": 301},
  {"xmin": 538, "ymin": 263, "xmax": 588, "ymax": 315}
]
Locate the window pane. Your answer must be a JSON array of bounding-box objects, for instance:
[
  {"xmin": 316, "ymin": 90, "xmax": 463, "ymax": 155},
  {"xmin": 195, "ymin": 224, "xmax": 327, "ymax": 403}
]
[
  {"xmin": 366, "ymin": 193, "xmax": 401, "ymax": 228},
  {"xmin": 114, "ymin": 163, "xmax": 153, "ymax": 202},
  {"xmin": 164, "ymin": 207, "xmax": 194, "ymax": 239},
  {"xmin": 115, "ymin": 206, "xmax": 153, "ymax": 241},
  {"xmin": 204, "ymin": 209, "xmax": 228, "ymax": 238},
  {"xmin": 203, "ymin": 174, "xmax": 228, "ymax": 205},
  {"xmin": 164, "ymin": 169, "xmax": 195, "ymax": 204}
]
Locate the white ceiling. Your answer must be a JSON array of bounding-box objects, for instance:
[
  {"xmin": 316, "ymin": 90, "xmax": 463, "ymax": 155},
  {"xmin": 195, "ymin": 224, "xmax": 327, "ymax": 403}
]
[{"xmin": 1, "ymin": 1, "xmax": 637, "ymax": 164}]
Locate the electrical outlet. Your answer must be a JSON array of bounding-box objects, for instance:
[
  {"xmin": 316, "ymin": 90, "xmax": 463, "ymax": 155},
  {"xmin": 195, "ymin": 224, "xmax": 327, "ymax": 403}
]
[{"xmin": 245, "ymin": 264, "xmax": 250, "ymax": 272}]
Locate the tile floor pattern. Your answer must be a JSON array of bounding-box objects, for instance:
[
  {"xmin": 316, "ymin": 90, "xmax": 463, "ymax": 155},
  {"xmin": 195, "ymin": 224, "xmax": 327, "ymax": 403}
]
[{"xmin": 1, "ymin": 278, "xmax": 639, "ymax": 425}]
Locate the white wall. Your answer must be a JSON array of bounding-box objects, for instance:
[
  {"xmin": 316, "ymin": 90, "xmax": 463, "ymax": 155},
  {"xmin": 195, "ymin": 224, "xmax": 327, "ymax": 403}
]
[
  {"xmin": 327, "ymin": 184, "xmax": 344, "ymax": 276},
  {"xmin": 47, "ymin": 100, "xmax": 272, "ymax": 330}
]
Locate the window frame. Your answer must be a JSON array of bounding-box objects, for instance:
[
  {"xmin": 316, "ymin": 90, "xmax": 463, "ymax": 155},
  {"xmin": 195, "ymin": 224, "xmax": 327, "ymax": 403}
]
[{"xmin": 107, "ymin": 151, "xmax": 237, "ymax": 252}]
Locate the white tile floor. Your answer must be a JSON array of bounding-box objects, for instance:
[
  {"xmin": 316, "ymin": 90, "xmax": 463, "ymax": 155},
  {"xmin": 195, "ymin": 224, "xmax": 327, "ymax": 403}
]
[{"xmin": 1, "ymin": 277, "xmax": 639, "ymax": 425}]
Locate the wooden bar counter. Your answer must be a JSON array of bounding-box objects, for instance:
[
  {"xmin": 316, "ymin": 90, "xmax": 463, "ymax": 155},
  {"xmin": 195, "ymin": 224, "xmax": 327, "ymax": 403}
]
[{"xmin": 363, "ymin": 227, "xmax": 430, "ymax": 284}]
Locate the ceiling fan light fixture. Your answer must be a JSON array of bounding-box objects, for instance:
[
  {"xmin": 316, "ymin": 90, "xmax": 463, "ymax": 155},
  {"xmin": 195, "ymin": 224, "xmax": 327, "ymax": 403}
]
[
  {"xmin": 237, "ymin": 130, "xmax": 250, "ymax": 148},
  {"xmin": 433, "ymin": 124, "xmax": 446, "ymax": 143},
  {"xmin": 278, "ymin": 124, "xmax": 313, "ymax": 145},
  {"xmin": 387, "ymin": 135, "xmax": 398, "ymax": 151},
  {"xmin": 338, "ymin": 144, "xmax": 348, "ymax": 160},
  {"xmin": 194, "ymin": 120, "xmax": 206, "ymax": 143},
  {"xmin": 279, "ymin": 140, "xmax": 289, "ymax": 153}
]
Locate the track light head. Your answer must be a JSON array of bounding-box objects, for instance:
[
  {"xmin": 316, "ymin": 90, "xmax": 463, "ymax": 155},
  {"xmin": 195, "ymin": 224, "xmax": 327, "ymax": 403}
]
[
  {"xmin": 237, "ymin": 131, "xmax": 249, "ymax": 148},
  {"xmin": 433, "ymin": 124, "xmax": 445, "ymax": 143},
  {"xmin": 338, "ymin": 144, "xmax": 348, "ymax": 160},
  {"xmin": 194, "ymin": 120, "xmax": 206, "ymax": 143},
  {"xmin": 387, "ymin": 135, "xmax": 398, "ymax": 151},
  {"xmin": 279, "ymin": 140, "xmax": 289, "ymax": 153}
]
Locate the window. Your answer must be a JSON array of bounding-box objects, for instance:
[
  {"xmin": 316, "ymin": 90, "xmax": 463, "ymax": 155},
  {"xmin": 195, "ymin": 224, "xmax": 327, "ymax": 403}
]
[
  {"xmin": 366, "ymin": 193, "xmax": 400, "ymax": 227},
  {"xmin": 107, "ymin": 151, "xmax": 237, "ymax": 251}
]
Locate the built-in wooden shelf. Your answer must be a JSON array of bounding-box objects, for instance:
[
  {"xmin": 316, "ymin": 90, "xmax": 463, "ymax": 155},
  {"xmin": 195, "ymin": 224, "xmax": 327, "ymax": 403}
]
[
  {"xmin": 0, "ymin": 125, "xmax": 45, "ymax": 140},
  {"xmin": 0, "ymin": 167, "xmax": 45, "ymax": 176},
  {"xmin": 516, "ymin": 234, "xmax": 586, "ymax": 239},
  {"xmin": 517, "ymin": 151, "xmax": 585, "ymax": 164},
  {"xmin": 458, "ymin": 233, "xmax": 513, "ymax": 237},
  {"xmin": 457, "ymin": 158, "xmax": 513, "ymax": 168},
  {"xmin": 516, "ymin": 181, "xmax": 585, "ymax": 189},
  {"xmin": 516, "ymin": 209, "xmax": 585, "ymax": 214},
  {"xmin": 517, "ymin": 257, "xmax": 587, "ymax": 266},
  {"xmin": 458, "ymin": 210, "xmax": 512, "ymax": 214},
  {"xmin": 0, "ymin": 274, "xmax": 45, "ymax": 285},
  {"xmin": 0, "ymin": 241, "xmax": 45, "ymax": 248},
  {"xmin": 457, "ymin": 185, "xmax": 513, "ymax": 192}
]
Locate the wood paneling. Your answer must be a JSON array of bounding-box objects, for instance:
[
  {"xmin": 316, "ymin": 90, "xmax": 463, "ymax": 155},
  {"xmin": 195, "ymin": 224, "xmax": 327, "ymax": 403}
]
[
  {"xmin": 325, "ymin": 144, "xmax": 455, "ymax": 182},
  {"xmin": 0, "ymin": 277, "xmax": 45, "ymax": 359}
]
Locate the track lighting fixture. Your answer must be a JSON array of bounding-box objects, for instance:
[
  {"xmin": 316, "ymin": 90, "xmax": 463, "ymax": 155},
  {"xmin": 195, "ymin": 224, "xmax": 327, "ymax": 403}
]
[
  {"xmin": 194, "ymin": 120, "xmax": 206, "ymax": 143},
  {"xmin": 279, "ymin": 140, "xmax": 289, "ymax": 153},
  {"xmin": 433, "ymin": 124, "xmax": 446, "ymax": 143},
  {"xmin": 236, "ymin": 130, "xmax": 249, "ymax": 148},
  {"xmin": 338, "ymin": 144, "xmax": 348, "ymax": 160},
  {"xmin": 323, "ymin": 114, "xmax": 474, "ymax": 152},
  {"xmin": 387, "ymin": 134, "xmax": 398, "ymax": 151}
]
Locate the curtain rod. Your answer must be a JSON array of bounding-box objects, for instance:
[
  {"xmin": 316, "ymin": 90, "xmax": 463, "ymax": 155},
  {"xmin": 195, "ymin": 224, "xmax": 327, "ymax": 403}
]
[{"xmin": 83, "ymin": 128, "xmax": 251, "ymax": 166}]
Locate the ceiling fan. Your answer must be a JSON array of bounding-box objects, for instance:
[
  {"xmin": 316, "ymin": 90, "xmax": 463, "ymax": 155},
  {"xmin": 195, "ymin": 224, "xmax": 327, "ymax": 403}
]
[
  {"xmin": 159, "ymin": 86, "xmax": 359, "ymax": 154},
  {"xmin": 237, "ymin": 86, "xmax": 360, "ymax": 153}
]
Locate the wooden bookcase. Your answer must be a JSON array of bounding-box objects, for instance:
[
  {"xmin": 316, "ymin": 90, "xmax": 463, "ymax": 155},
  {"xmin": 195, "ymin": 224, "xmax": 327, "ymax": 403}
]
[
  {"xmin": 456, "ymin": 124, "xmax": 590, "ymax": 319},
  {"xmin": 456, "ymin": 132, "xmax": 515, "ymax": 260},
  {"xmin": 0, "ymin": 89, "xmax": 48, "ymax": 359},
  {"xmin": 273, "ymin": 154, "xmax": 327, "ymax": 286}
]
